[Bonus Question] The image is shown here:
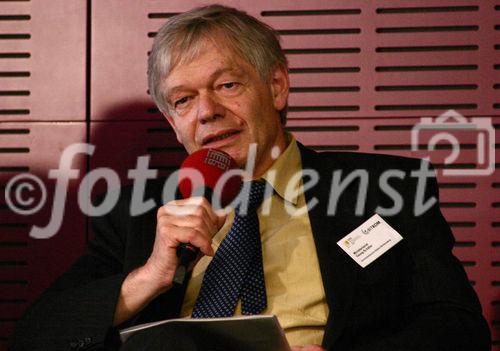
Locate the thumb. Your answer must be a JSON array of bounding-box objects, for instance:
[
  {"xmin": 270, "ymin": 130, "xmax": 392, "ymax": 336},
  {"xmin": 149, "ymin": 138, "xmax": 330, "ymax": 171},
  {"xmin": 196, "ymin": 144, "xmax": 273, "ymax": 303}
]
[{"xmin": 215, "ymin": 210, "xmax": 227, "ymax": 229}]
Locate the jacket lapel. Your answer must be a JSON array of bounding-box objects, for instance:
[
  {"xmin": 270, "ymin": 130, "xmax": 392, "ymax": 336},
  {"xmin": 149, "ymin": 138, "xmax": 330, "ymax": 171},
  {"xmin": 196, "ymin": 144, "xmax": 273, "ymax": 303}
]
[{"xmin": 298, "ymin": 144, "xmax": 361, "ymax": 349}]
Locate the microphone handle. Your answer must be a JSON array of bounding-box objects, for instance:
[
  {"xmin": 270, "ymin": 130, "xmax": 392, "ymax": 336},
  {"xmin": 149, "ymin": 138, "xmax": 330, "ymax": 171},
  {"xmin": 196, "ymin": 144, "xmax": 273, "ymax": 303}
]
[{"xmin": 172, "ymin": 243, "xmax": 199, "ymax": 285}]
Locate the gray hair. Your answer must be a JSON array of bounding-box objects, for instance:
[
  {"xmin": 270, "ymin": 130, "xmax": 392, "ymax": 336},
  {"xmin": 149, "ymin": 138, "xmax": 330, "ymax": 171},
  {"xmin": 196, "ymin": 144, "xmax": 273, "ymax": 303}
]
[{"xmin": 147, "ymin": 4, "xmax": 288, "ymax": 124}]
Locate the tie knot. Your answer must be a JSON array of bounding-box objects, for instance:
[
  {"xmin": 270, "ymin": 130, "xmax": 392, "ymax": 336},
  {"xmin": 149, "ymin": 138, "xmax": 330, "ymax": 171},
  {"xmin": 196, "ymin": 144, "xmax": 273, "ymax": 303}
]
[
  {"xmin": 248, "ymin": 181, "xmax": 266, "ymax": 208},
  {"xmin": 236, "ymin": 181, "xmax": 266, "ymax": 214}
]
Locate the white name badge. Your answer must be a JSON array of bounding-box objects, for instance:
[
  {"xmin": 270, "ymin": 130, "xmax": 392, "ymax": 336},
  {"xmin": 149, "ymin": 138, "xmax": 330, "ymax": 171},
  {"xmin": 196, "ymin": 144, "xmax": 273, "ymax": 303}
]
[{"xmin": 337, "ymin": 214, "xmax": 403, "ymax": 268}]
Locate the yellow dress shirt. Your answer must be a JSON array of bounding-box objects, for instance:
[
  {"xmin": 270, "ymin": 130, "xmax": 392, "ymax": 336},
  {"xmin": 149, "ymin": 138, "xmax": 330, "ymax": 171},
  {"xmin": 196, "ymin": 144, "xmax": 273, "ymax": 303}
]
[{"xmin": 180, "ymin": 136, "xmax": 329, "ymax": 347}]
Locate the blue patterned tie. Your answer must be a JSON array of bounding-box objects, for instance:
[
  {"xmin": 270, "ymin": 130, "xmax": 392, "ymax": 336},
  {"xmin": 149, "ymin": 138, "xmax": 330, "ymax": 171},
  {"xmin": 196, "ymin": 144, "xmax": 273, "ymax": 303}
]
[{"xmin": 192, "ymin": 181, "xmax": 267, "ymax": 317}]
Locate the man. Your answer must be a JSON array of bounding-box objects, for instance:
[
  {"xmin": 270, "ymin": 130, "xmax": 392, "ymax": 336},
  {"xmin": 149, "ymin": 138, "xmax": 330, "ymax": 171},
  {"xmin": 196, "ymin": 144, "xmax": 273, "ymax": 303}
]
[{"xmin": 10, "ymin": 5, "xmax": 490, "ymax": 351}]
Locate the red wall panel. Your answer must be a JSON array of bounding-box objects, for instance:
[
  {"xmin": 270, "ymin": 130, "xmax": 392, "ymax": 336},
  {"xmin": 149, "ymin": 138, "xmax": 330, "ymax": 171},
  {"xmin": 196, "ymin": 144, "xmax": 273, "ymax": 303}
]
[
  {"xmin": 0, "ymin": 0, "xmax": 86, "ymax": 121},
  {"xmin": 91, "ymin": 0, "xmax": 499, "ymax": 120}
]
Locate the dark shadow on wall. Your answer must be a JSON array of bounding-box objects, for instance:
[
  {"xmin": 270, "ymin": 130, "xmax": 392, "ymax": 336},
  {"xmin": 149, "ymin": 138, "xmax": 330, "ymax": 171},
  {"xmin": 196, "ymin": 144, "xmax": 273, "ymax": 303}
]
[
  {"xmin": 0, "ymin": 98, "xmax": 186, "ymax": 347},
  {"xmin": 88, "ymin": 98, "xmax": 187, "ymax": 199},
  {"xmin": 0, "ymin": 135, "xmax": 86, "ymax": 346}
]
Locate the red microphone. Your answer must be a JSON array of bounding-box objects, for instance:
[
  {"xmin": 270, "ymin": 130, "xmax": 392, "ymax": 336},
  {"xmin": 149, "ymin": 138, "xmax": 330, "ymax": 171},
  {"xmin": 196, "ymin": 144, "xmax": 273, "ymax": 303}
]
[{"xmin": 174, "ymin": 148, "xmax": 242, "ymax": 284}]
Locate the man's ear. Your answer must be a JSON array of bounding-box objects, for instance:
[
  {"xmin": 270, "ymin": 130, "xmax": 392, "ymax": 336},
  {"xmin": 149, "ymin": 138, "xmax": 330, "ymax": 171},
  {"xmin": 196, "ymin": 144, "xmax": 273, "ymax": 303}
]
[
  {"xmin": 270, "ymin": 64, "xmax": 289, "ymax": 111},
  {"xmin": 162, "ymin": 112, "xmax": 182, "ymax": 144}
]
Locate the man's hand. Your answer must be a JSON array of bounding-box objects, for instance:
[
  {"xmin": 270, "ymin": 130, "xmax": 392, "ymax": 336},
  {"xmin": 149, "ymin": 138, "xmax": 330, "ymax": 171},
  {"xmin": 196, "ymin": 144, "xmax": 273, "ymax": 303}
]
[
  {"xmin": 113, "ymin": 197, "xmax": 226, "ymax": 325},
  {"xmin": 145, "ymin": 196, "xmax": 226, "ymax": 291},
  {"xmin": 291, "ymin": 345, "xmax": 326, "ymax": 351}
]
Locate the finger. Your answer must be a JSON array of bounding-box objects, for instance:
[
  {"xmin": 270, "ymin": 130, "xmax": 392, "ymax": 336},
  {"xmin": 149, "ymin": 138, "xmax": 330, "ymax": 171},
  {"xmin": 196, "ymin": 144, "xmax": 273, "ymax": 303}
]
[
  {"xmin": 162, "ymin": 197, "xmax": 220, "ymax": 229},
  {"xmin": 167, "ymin": 226, "xmax": 214, "ymax": 256},
  {"xmin": 159, "ymin": 208, "xmax": 217, "ymax": 239},
  {"xmin": 168, "ymin": 205, "xmax": 220, "ymax": 237},
  {"xmin": 215, "ymin": 209, "xmax": 228, "ymax": 229},
  {"xmin": 165, "ymin": 196, "xmax": 215, "ymax": 217},
  {"xmin": 187, "ymin": 196, "xmax": 220, "ymax": 226}
]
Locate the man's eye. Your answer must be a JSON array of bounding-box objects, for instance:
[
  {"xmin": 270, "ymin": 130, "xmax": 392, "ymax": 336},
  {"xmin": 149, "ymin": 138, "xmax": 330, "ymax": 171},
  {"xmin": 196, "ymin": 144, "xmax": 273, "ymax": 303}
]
[
  {"xmin": 174, "ymin": 97, "xmax": 189, "ymax": 107},
  {"xmin": 222, "ymin": 82, "xmax": 237, "ymax": 89}
]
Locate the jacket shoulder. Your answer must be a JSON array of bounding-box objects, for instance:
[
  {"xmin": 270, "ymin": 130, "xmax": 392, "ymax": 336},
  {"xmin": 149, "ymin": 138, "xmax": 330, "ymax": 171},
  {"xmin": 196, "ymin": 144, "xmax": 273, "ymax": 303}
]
[{"xmin": 298, "ymin": 143, "xmax": 427, "ymax": 173}]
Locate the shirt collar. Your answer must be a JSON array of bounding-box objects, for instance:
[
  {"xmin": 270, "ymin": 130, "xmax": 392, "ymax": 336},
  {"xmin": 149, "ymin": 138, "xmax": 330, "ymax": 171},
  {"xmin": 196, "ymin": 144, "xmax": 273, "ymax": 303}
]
[{"xmin": 260, "ymin": 133, "xmax": 302, "ymax": 206}]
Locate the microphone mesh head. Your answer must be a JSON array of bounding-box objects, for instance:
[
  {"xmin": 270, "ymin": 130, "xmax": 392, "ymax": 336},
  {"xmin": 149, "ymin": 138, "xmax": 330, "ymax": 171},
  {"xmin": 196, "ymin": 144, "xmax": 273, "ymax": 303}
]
[{"xmin": 179, "ymin": 148, "xmax": 242, "ymax": 207}]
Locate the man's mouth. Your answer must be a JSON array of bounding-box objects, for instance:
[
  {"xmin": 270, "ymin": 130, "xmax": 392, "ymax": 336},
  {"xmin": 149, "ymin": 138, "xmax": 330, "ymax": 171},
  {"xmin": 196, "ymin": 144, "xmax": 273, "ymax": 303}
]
[{"xmin": 202, "ymin": 130, "xmax": 240, "ymax": 146}]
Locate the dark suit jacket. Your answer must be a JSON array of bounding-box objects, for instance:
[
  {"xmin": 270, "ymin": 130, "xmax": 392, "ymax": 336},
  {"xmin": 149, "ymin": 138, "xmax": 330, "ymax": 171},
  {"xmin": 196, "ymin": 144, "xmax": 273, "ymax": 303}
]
[{"xmin": 10, "ymin": 144, "xmax": 491, "ymax": 351}]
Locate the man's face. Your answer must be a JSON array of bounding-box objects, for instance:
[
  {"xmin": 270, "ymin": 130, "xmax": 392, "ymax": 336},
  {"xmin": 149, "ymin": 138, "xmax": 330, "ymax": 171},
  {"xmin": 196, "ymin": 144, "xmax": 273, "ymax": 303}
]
[{"xmin": 162, "ymin": 39, "xmax": 289, "ymax": 177}]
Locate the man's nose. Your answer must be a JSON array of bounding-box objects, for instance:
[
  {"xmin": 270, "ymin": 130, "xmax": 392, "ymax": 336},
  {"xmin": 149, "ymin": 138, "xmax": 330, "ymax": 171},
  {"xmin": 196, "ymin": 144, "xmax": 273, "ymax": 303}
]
[{"xmin": 197, "ymin": 93, "xmax": 224, "ymax": 124}]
